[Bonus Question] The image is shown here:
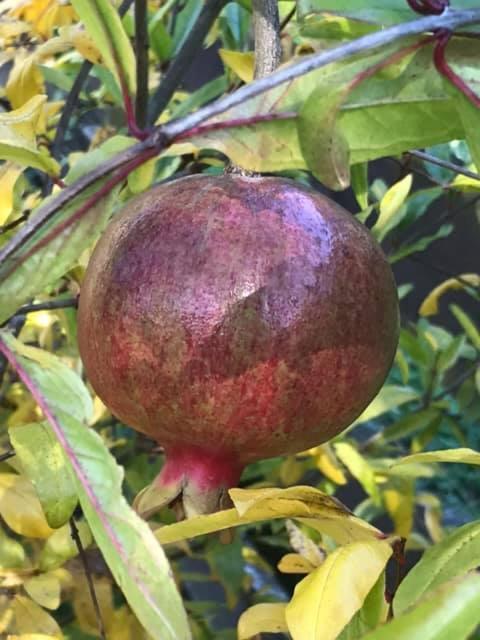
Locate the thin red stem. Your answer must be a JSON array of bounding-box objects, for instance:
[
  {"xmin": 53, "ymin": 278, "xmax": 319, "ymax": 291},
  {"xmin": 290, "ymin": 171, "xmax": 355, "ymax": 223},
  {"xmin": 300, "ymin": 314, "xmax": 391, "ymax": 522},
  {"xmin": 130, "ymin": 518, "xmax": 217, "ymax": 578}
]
[
  {"xmin": 433, "ymin": 29, "xmax": 480, "ymax": 108},
  {"xmin": 120, "ymin": 76, "xmax": 151, "ymax": 141},
  {"xmin": 174, "ymin": 111, "xmax": 297, "ymax": 142},
  {"xmin": 2, "ymin": 148, "xmax": 158, "ymax": 280}
]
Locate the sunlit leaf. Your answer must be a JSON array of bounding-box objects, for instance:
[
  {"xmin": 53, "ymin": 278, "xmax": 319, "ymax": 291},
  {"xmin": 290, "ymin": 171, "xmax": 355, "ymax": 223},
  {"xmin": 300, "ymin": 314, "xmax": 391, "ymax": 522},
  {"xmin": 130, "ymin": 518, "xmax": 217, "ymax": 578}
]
[
  {"xmin": 351, "ymin": 385, "xmax": 418, "ymax": 426},
  {"xmin": 392, "ymin": 448, "xmax": 480, "ymax": 469},
  {"xmin": 0, "ymin": 474, "xmax": 54, "ymax": 539},
  {"xmin": 70, "ymin": 0, "xmax": 136, "ymax": 95},
  {"xmin": 0, "ymin": 163, "xmax": 23, "ymax": 226},
  {"xmin": 156, "ymin": 486, "xmax": 382, "ymax": 546},
  {"xmin": 0, "ymin": 527, "xmax": 26, "ymax": 569},
  {"xmin": 12, "ymin": 595, "xmax": 62, "ymax": 638},
  {"xmin": 0, "ymin": 333, "xmax": 191, "ymax": 640},
  {"xmin": 285, "ymin": 540, "xmax": 392, "ymax": 640},
  {"xmin": 219, "ymin": 49, "xmax": 255, "ymax": 83},
  {"xmin": 277, "ymin": 553, "xmax": 317, "ymax": 574},
  {"xmin": 237, "ymin": 603, "xmax": 288, "ymax": 639},
  {"xmin": 372, "ymin": 174, "xmax": 412, "ymax": 241},
  {"xmin": 383, "ymin": 479, "xmax": 414, "ymax": 538},
  {"xmin": 10, "ymin": 422, "xmax": 78, "ymax": 529},
  {"xmin": 310, "ymin": 444, "xmax": 347, "ymax": 485},
  {"xmin": 24, "ymin": 574, "xmax": 61, "ymax": 611},
  {"xmin": 334, "ymin": 443, "xmax": 380, "ymax": 504},
  {"xmin": 419, "ymin": 275, "xmax": 480, "ymax": 317},
  {"xmin": 0, "ymin": 96, "xmax": 59, "ymax": 174}
]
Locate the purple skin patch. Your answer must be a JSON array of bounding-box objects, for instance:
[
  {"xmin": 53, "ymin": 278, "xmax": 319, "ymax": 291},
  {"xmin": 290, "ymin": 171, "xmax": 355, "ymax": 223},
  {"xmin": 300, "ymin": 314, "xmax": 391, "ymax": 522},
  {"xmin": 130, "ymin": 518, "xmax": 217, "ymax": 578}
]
[{"xmin": 78, "ymin": 175, "xmax": 399, "ymax": 505}]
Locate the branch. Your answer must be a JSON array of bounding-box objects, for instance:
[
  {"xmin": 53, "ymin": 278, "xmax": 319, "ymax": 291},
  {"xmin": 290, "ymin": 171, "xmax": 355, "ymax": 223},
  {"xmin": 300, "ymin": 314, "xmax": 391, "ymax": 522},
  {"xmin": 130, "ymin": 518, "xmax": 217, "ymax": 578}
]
[
  {"xmin": 1, "ymin": 9, "xmax": 479, "ymax": 268},
  {"xmin": 148, "ymin": 0, "xmax": 228, "ymax": 124},
  {"xmin": 16, "ymin": 298, "xmax": 78, "ymax": 315},
  {"xmin": 135, "ymin": 0, "xmax": 149, "ymax": 130},
  {"xmin": 162, "ymin": 9, "xmax": 480, "ymax": 139},
  {"xmin": 253, "ymin": 0, "xmax": 282, "ymax": 78},
  {"xmin": 409, "ymin": 149, "xmax": 480, "ymax": 182},
  {"xmin": 70, "ymin": 518, "xmax": 107, "ymax": 640}
]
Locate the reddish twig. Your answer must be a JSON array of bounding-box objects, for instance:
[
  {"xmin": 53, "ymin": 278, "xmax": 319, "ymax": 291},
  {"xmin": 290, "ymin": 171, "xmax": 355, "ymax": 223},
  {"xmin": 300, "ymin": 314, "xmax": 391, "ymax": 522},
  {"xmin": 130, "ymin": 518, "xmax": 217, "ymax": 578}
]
[
  {"xmin": 433, "ymin": 28, "xmax": 480, "ymax": 108},
  {"xmin": 174, "ymin": 111, "xmax": 297, "ymax": 141},
  {"xmin": 120, "ymin": 77, "xmax": 151, "ymax": 140},
  {"xmin": 1, "ymin": 148, "xmax": 158, "ymax": 280}
]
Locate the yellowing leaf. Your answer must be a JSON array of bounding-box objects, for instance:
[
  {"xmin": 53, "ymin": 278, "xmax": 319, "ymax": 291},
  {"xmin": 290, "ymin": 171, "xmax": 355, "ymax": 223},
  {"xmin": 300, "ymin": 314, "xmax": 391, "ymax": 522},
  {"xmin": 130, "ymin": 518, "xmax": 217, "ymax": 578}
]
[
  {"xmin": 238, "ymin": 603, "xmax": 288, "ymax": 640},
  {"xmin": 0, "ymin": 163, "xmax": 23, "ymax": 226},
  {"xmin": 7, "ymin": 635, "xmax": 60, "ymax": 639},
  {"xmin": 334, "ymin": 443, "xmax": 381, "ymax": 505},
  {"xmin": 285, "ymin": 540, "xmax": 392, "ymax": 640},
  {"xmin": 0, "ymin": 474, "xmax": 54, "ymax": 539},
  {"xmin": 310, "ymin": 444, "xmax": 347, "ymax": 485},
  {"xmin": 12, "ymin": 596, "xmax": 62, "ymax": 638},
  {"xmin": 0, "ymin": 96, "xmax": 59, "ymax": 174},
  {"xmin": 9, "ymin": 0, "xmax": 76, "ymax": 39},
  {"xmin": 373, "ymin": 174, "xmax": 412, "ymax": 241},
  {"xmin": 156, "ymin": 485, "xmax": 382, "ymax": 546},
  {"xmin": 392, "ymin": 448, "xmax": 480, "ymax": 468},
  {"xmin": 383, "ymin": 480, "xmax": 414, "ymax": 538},
  {"xmin": 219, "ymin": 49, "xmax": 255, "ymax": 83},
  {"xmin": 6, "ymin": 53, "xmax": 45, "ymax": 109},
  {"xmin": 277, "ymin": 553, "xmax": 317, "ymax": 574},
  {"xmin": 23, "ymin": 574, "xmax": 61, "ymax": 610},
  {"xmin": 419, "ymin": 274, "xmax": 480, "ymax": 316}
]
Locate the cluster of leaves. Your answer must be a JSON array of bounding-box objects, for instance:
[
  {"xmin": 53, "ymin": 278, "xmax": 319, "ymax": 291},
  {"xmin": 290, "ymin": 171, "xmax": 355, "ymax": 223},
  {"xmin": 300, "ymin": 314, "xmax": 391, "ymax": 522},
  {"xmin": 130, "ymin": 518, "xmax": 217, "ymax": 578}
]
[{"xmin": 0, "ymin": 0, "xmax": 479, "ymax": 639}]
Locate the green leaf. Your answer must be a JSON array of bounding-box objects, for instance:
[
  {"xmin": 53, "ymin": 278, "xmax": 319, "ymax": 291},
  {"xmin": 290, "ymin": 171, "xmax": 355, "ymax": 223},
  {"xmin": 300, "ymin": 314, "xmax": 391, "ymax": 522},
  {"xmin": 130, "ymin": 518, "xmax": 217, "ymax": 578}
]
[
  {"xmin": 0, "ymin": 95, "xmax": 60, "ymax": 175},
  {"xmin": 368, "ymin": 574, "xmax": 480, "ymax": 640},
  {"xmin": 351, "ymin": 163, "xmax": 369, "ymax": 209},
  {"xmin": 374, "ymin": 409, "xmax": 442, "ymax": 445},
  {"xmin": 285, "ymin": 540, "xmax": 392, "ymax": 640},
  {"xmin": 351, "ymin": 385, "xmax": 419, "ymax": 426},
  {"xmin": 455, "ymin": 94, "xmax": 480, "ymax": 170},
  {"xmin": 70, "ymin": 0, "xmax": 136, "ymax": 95},
  {"xmin": 38, "ymin": 521, "xmax": 92, "ymax": 572},
  {"xmin": 391, "ymin": 448, "xmax": 480, "ymax": 469},
  {"xmin": 9, "ymin": 422, "xmax": 78, "ymax": 529},
  {"xmin": 0, "ymin": 140, "xmax": 123, "ymax": 324},
  {"xmin": 178, "ymin": 43, "xmax": 465, "ymax": 176},
  {"xmin": 394, "ymin": 522, "xmax": 480, "ymax": 615},
  {"xmin": 297, "ymin": 82, "xmax": 351, "ymax": 190},
  {"xmin": 338, "ymin": 573, "xmax": 388, "ymax": 639},
  {"xmin": 0, "ymin": 332, "xmax": 191, "ymax": 640},
  {"xmin": 389, "ymin": 224, "xmax": 453, "ymax": 264},
  {"xmin": 450, "ymin": 304, "xmax": 480, "ymax": 350}
]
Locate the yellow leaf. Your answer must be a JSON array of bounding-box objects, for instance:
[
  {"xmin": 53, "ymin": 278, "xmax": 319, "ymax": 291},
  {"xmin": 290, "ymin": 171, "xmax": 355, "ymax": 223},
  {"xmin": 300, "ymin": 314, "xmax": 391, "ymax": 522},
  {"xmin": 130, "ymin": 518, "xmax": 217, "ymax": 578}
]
[
  {"xmin": 6, "ymin": 53, "xmax": 44, "ymax": 109},
  {"xmin": 285, "ymin": 540, "xmax": 392, "ymax": 640},
  {"xmin": 0, "ymin": 162, "xmax": 23, "ymax": 225},
  {"xmin": 311, "ymin": 443, "xmax": 347, "ymax": 485},
  {"xmin": 451, "ymin": 172, "xmax": 480, "ymax": 192},
  {"xmin": 279, "ymin": 455, "xmax": 304, "ymax": 486},
  {"xmin": 373, "ymin": 174, "xmax": 412, "ymax": 241},
  {"xmin": 0, "ymin": 474, "xmax": 54, "ymax": 539},
  {"xmin": 277, "ymin": 553, "xmax": 317, "ymax": 574},
  {"xmin": 7, "ymin": 635, "xmax": 59, "ymax": 639},
  {"xmin": 73, "ymin": 574, "xmax": 113, "ymax": 636},
  {"xmin": 334, "ymin": 443, "xmax": 381, "ymax": 505},
  {"xmin": 419, "ymin": 274, "xmax": 480, "ymax": 316},
  {"xmin": 219, "ymin": 49, "xmax": 255, "ymax": 83},
  {"xmin": 12, "ymin": 595, "xmax": 62, "ymax": 638},
  {"xmin": 0, "ymin": 95, "xmax": 60, "ymax": 174},
  {"xmin": 238, "ymin": 603, "xmax": 288, "ymax": 639},
  {"xmin": 23, "ymin": 574, "xmax": 61, "ymax": 610},
  {"xmin": 383, "ymin": 480, "xmax": 414, "ymax": 538},
  {"xmin": 155, "ymin": 485, "xmax": 381, "ymax": 546},
  {"xmin": 57, "ymin": 25, "xmax": 102, "ymax": 64},
  {"xmin": 9, "ymin": 0, "xmax": 75, "ymax": 39}
]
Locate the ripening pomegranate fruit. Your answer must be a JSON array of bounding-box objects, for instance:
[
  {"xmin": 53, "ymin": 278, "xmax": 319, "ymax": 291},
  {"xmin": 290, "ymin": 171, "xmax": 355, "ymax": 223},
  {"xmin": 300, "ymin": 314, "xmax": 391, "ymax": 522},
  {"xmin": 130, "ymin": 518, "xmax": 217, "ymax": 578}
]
[{"xmin": 78, "ymin": 175, "xmax": 399, "ymax": 517}]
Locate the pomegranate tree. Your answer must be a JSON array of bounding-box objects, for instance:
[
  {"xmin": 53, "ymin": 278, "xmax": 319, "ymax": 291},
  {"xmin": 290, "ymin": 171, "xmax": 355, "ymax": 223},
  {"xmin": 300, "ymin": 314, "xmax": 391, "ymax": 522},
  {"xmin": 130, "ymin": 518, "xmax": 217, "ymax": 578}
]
[{"xmin": 78, "ymin": 175, "xmax": 399, "ymax": 517}]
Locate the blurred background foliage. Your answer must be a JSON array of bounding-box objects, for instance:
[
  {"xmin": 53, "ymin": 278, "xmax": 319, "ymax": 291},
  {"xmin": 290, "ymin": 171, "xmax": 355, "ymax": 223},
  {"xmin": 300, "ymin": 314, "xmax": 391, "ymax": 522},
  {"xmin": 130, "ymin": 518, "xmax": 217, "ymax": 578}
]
[{"xmin": 0, "ymin": 0, "xmax": 479, "ymax": 638}]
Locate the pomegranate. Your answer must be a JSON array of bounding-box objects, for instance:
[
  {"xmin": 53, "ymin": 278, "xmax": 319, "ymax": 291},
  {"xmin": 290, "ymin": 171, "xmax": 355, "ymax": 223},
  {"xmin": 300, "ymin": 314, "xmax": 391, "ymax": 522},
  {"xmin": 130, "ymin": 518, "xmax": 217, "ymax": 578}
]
[{"xmin": 78, "ymin": 175, "xmax": 399, "ymax": 517}]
